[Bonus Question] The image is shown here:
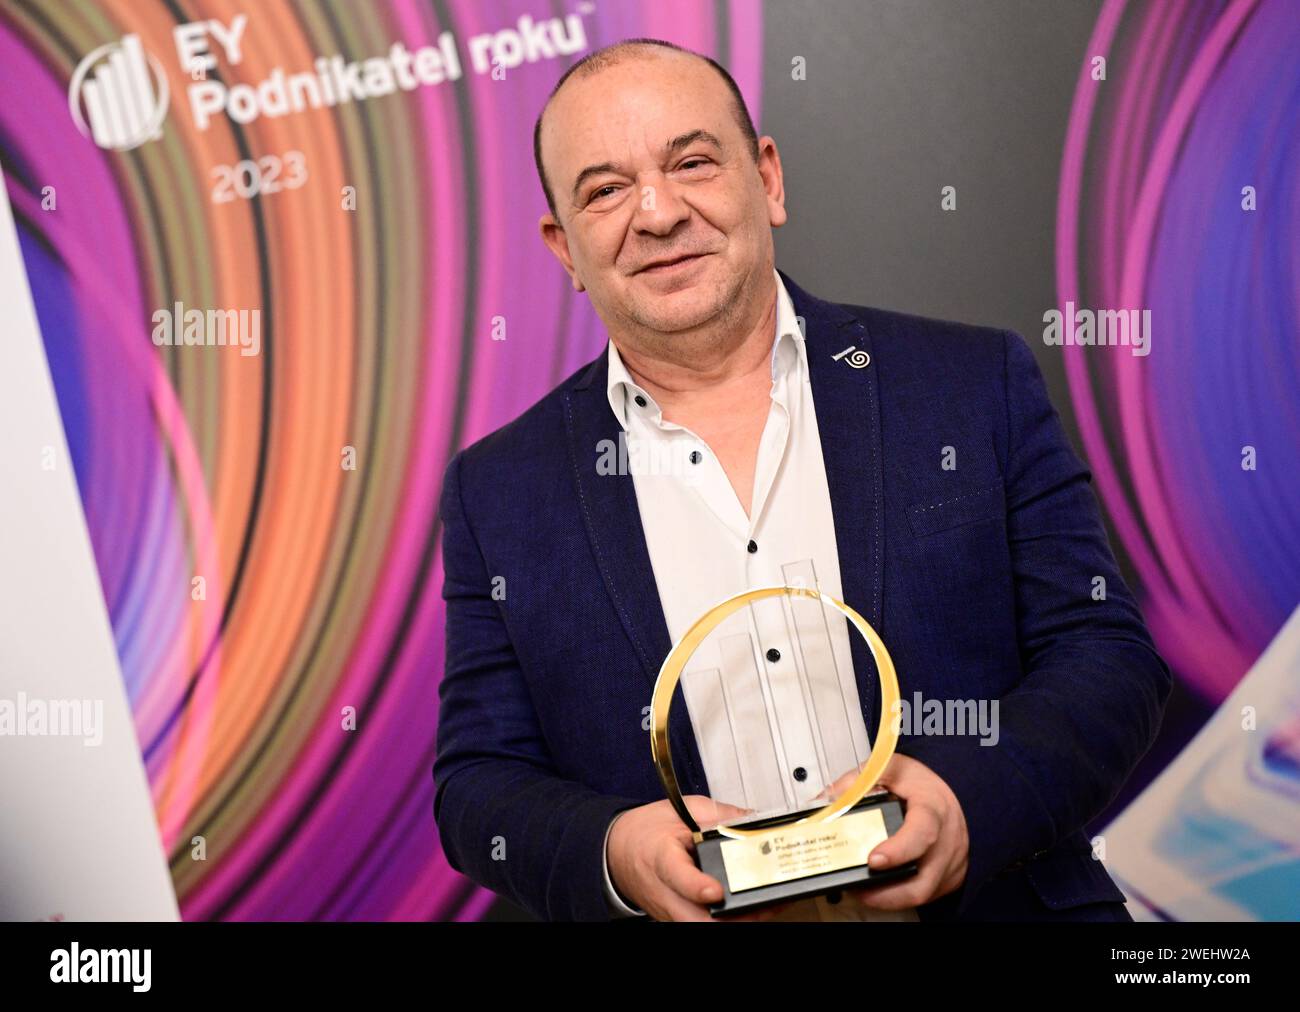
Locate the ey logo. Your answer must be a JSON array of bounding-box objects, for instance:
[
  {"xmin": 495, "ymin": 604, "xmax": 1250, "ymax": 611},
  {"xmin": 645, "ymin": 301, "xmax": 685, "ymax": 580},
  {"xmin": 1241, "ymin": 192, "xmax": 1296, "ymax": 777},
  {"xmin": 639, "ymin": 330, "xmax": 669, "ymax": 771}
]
[{"xmin": 68, "ymin": 34, "xmax": 169, "ymax": 150}]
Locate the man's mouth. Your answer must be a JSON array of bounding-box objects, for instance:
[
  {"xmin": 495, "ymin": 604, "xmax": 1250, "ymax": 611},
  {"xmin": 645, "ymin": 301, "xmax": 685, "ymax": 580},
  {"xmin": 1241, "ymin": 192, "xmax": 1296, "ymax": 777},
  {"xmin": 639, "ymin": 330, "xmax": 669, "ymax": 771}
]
[{"xmin": 638, "ymin": 253, "xmax": 709, "ymax": 274}]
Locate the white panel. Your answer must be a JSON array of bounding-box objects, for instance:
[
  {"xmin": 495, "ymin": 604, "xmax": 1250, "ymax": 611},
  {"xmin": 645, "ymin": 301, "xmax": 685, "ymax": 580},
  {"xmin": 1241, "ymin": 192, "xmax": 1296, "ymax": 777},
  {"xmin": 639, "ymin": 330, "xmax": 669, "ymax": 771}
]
[{"xmin": 0, "ymin": 166, "xmax": 180, "ymax": 921}]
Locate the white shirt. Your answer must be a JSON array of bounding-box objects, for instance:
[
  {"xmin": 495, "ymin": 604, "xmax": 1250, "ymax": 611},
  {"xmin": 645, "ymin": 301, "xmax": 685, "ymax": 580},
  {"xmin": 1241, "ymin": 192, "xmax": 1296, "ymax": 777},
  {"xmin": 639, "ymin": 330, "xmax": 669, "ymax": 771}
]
[{"xmin": 600, "ymin": 269, "xmax": 918, "ymax": 922}]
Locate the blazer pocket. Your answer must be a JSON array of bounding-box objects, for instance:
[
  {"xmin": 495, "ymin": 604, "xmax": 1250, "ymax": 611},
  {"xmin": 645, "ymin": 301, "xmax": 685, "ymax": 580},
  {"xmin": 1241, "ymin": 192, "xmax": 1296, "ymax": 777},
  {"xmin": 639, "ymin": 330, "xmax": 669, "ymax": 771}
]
[
  {"xmin": 907, "ymin": 482, "xmax": 1005, "ymax": 538},
  {"xmin": 1024, "ymin": 848, "xmax": 1128, "ymax": 911}
]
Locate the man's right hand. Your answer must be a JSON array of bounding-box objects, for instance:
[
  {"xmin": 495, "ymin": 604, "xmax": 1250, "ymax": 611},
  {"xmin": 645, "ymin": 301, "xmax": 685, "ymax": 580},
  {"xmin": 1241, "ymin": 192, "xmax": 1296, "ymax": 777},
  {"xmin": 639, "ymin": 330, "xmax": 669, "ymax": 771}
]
[{"xmin": 606, "ymin": 795, "xmax": 793, "ymax": 922}]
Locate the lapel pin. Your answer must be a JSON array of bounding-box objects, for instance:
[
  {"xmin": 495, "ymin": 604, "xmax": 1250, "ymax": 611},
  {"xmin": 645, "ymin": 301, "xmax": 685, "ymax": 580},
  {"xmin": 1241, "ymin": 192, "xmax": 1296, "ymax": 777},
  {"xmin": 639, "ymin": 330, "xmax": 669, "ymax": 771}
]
[{"xmin": 832, "ymin": 345, "xmax": 871, "ymax": 368}]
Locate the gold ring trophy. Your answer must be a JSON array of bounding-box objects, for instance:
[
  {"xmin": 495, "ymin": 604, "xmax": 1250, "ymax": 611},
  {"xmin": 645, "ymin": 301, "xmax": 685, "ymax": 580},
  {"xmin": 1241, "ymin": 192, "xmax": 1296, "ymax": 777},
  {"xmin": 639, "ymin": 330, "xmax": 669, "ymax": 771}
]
[{"xmin": 650, "ymin": 562, "xmax": 918, "ymax": 916}]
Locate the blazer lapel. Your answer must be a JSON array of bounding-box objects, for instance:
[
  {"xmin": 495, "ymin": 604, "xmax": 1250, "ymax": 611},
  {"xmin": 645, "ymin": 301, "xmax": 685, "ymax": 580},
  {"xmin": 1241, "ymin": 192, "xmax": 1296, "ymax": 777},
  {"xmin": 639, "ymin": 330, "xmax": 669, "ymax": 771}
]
[
  {"xmin": 562, "ymin": 352, "xmax": 710, "ymax": 793},
  {"xmin": 779, "ymin": 269, "xmax": 887, "ymax": 731}
]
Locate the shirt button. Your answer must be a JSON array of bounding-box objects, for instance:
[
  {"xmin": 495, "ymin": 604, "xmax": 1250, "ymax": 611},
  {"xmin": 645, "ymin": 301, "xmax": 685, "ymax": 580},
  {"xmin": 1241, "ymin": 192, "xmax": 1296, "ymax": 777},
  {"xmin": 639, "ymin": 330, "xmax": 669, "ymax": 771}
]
[
  {"xmin": 689, "ymin": 449, "xmax": 701, "ymax": 464},
  {"xmin": 792, "ymin": 766, "xmax": 808, "ymax": 782},
  {"xmin": 634, "ymin": 394, "xmax": 647, "ymax": 407},
  {"xmin": 765, "ymin": 647, "xmax": 781, "ymax": 663},
  {"xmin": 746, "ymin": 539, "xmax": 757, "ymax": 554}
]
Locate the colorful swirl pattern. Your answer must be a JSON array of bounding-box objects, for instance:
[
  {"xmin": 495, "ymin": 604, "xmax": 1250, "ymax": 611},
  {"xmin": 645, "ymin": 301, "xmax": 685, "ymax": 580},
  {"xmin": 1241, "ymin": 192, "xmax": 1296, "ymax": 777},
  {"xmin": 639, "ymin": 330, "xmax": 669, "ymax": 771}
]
[
  {"xmin": 8, "ymin": 0, "xmax": 1293, "ymax": 923},
  {"xmin": 1057, "ymin": 0, "xmax": 1298, "ymax": 701},
  {"xmin": 0, "ymin": 0, "xmax": 763, "ymax": 920}
]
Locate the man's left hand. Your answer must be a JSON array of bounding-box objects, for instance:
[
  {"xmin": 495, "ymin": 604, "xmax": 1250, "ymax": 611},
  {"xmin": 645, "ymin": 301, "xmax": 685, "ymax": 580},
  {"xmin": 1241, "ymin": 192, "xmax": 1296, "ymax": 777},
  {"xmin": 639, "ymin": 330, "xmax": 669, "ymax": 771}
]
[{"xmin": 816, "ymin": 753, "xmax": 969, "ymax": 910}]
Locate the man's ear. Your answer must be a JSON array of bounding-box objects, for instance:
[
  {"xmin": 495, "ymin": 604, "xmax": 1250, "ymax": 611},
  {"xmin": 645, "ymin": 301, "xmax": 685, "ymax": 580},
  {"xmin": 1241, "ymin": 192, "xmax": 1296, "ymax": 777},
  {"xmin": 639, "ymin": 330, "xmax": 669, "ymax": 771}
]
[
  {"xmin": 756, "ymin": 136, "xmax": 788, "ymax": 229},
  {"xmin": 539, "ymin": 214, "xmax": 586, "ymax": 291}
]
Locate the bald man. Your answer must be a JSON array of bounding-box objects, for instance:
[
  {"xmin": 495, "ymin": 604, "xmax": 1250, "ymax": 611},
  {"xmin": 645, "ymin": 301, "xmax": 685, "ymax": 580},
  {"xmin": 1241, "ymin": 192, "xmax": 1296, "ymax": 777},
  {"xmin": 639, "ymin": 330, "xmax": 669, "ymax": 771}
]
[{"xmin": 432, "ymin": 38, "xmax": 1169, "ymax": 923}]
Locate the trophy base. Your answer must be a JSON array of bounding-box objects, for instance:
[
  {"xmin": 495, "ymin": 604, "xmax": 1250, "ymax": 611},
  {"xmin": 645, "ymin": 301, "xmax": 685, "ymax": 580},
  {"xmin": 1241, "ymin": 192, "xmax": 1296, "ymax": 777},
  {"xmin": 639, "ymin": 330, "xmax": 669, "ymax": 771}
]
[{"xmin": 695, "ymin": 791, "xmax": 918, "ymax": 917}]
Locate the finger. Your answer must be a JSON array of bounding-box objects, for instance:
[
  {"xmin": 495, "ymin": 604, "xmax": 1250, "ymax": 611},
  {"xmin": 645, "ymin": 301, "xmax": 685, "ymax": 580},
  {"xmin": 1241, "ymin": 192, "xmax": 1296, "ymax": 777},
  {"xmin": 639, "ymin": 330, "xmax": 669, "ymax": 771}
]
[
  {"xmin": 867, "ymin": 799, "xmax": 940, "ymax": 871},
  {"xmin": 852, "ymin": 836, "xmax": 945, "ymax": 910},
  {"xmin": 684, "ymin": 796, "xmax": 753, "ymax": 828},
  {"xmin": 656, "ymin": 838, "xmax": 725, "ymax": 906},
  {"xmin": 652, "ymin": 889, "xmax": 717, "ymax": 922},
  {"xmin": 700, "ymin": 809, "xmax": 755, "ymax": 833},
  {"xmin": 814, "ymin": 773, "xmax": 853, "ymax": 801},
  {"xmin": 684, "ymin": 794, "xmax": 750, "ymax": 816},
  {"xmin": 816, "ymin": 759, "xmax": 898, "ymax": 802},
  {"xmin": 816, "ymin": 761, "xmax": 870, "ymax": 799},
  {"xmin": 874, "ymin": 753, "xmax": 922, "ymax": 793},
  {"xmin": 851, "ymin": 865, "xmax": 940, "ymax": 911}
]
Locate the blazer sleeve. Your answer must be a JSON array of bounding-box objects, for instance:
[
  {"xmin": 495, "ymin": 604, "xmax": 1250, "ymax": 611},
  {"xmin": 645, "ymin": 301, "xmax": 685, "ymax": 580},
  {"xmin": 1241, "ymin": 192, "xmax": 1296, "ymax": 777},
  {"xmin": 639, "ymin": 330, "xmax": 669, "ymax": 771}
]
[
  {"xmin": 432, "ymin": 449, "xmax": 646, "ymax": 921},
  {"xmin": 898, "ymin": 329, "xmax": 1172, "ymax": 915}
]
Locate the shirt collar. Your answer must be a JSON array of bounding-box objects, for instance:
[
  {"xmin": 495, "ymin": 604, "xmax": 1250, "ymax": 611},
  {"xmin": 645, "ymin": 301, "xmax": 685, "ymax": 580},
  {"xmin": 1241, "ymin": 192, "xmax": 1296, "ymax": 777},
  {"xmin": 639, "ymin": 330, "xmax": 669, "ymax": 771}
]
[{"xmin": 606, "ymin": 268, "xmax": 807, "ymax": 430}]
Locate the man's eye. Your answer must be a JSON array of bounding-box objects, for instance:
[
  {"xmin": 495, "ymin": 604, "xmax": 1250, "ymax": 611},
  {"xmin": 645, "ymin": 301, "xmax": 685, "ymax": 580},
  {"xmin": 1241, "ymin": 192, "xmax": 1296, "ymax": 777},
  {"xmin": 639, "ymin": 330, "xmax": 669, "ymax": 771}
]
[
  {"xmin": 588, "ymin": 185, "xmax": 618, "ymax": 203},
  {"xmin": 679, "ymin": 158, "xmax": 708, "ymax": 170}
]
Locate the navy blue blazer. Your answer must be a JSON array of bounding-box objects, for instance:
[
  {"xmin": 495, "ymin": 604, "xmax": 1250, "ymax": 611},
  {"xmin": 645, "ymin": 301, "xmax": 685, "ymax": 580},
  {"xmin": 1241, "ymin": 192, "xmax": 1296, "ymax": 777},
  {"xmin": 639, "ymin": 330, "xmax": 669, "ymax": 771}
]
[{"xmin": 433, "ymin": 270, "xmax": 1171, "ymax": 922}]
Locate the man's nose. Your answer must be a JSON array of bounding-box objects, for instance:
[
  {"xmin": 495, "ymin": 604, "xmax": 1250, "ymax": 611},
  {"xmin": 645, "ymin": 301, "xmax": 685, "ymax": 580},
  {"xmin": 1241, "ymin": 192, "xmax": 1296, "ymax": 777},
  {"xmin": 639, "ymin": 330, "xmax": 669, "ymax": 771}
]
[{"xmin": 629, "ymin": 173, "xmax": 691, "ymax": 236}]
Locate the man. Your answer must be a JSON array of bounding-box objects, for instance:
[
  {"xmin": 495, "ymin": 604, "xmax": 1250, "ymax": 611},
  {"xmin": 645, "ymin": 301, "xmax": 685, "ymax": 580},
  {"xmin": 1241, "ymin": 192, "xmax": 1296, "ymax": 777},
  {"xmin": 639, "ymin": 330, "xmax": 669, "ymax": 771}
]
[{"xmin": 432, "ymin": 38, "xmax": 1171, "ymax": 922}]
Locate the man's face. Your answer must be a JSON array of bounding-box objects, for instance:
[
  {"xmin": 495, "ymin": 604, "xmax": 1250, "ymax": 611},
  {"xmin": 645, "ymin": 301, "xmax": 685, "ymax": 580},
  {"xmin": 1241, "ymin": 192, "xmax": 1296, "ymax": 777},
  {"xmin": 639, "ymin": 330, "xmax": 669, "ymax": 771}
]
[{"xmin": 538, "ymin": 51, "xmax": 785, "ymax": 341}]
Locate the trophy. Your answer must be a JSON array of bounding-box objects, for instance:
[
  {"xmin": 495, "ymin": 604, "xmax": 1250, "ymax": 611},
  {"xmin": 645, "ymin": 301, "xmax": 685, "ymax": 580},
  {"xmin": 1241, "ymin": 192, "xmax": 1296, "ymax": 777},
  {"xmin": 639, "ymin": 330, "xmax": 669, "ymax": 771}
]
[{"xmin": 649, "ymin": 560, "xmax": 917, "ymax": 916}]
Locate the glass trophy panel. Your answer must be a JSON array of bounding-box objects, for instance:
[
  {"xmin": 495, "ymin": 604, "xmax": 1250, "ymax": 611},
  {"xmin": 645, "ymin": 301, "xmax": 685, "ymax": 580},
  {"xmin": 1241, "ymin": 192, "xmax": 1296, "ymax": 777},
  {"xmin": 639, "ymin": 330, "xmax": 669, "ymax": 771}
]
[{"xmin": 670, "ymin": 559, "xmax": 874, "ymax": 833}]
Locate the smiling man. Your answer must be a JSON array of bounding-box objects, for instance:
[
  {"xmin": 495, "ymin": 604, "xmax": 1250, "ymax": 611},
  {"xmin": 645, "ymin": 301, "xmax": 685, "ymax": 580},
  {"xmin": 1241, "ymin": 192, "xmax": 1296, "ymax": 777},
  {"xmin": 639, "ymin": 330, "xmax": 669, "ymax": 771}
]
[{"xmin": 432, "ymin": 38, "xmax": 1170, "ymax": 922}]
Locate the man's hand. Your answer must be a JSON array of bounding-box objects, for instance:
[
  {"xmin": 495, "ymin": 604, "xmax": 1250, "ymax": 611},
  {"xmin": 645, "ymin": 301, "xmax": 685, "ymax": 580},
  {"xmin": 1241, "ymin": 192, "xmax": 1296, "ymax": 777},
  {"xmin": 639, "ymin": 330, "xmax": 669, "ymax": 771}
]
[
  {"xmin": 815, "ymin": 753, "xmax": 969, "ymax": 910},
  {"xmin": 607, "ymin": 795, "xmax": 794, "ymax": 922}
]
